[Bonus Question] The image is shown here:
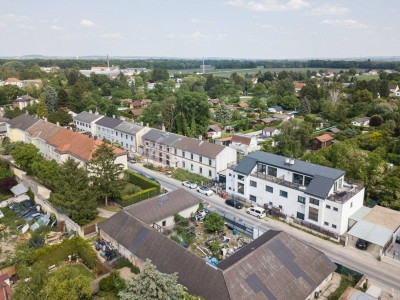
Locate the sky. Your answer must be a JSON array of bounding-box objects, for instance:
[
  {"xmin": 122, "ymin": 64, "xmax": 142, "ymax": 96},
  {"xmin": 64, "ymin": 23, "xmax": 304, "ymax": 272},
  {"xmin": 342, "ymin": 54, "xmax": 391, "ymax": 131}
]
[{"xmin": 0, "ymin": 0, "xmax": 399, "ymax": 59}]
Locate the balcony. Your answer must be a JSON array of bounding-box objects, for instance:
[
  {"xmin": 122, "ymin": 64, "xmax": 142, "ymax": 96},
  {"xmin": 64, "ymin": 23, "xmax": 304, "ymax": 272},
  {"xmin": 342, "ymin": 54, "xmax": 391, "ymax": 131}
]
[
  {"xmin": 327, "ymin": 183, "xmax": 364, "ymax": 204},
  {"xmin": 250, "ymin": 172, "xmax": 305, "ymax": 192}
]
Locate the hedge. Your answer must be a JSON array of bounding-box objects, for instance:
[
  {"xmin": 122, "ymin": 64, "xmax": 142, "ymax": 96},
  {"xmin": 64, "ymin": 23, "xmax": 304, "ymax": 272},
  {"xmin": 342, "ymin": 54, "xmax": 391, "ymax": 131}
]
[
  {"xmin": 124, "ymin": 170, "xmax": 161, "ymax": 191},
  {"xmin": 117, "ymin": 187, "xmax": 160, "ymax": 207}
]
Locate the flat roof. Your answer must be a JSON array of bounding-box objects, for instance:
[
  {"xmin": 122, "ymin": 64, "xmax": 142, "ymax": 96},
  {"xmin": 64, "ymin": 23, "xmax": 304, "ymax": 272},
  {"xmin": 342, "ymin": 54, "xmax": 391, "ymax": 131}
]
[
  {"xmin": 349, "ymin": 206, "xmax": 372, "ymax": 222},
  {"xmin": 347, "ymin": 220, "xmax": 393, "ymax": 247},
  {"xmin": 363, "ymin": 205, "xmax": 400, "ymax": 231}
]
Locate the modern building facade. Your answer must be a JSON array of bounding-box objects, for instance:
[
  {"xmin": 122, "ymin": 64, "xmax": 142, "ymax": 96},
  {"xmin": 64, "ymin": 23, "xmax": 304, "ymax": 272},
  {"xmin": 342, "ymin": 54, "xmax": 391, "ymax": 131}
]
[{"xmin": 226, "ymin": 151, "xmax": 365, "ymax": 236}]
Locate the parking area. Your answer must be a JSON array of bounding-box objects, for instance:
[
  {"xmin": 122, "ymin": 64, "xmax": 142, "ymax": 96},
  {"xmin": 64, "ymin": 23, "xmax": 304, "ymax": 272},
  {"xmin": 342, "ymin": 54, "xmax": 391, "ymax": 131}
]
[
  {"xmin": 386, "ymin": 242, "xmax": 400, "ymax": 262},
  {"xmin": 346, "ymin": 234, "xmax": 382, "ymax": 257}
]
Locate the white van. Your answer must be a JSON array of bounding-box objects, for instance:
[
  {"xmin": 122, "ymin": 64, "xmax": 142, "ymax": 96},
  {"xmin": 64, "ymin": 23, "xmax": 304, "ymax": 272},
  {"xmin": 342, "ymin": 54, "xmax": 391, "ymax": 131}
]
[{"xmin": 246, "ymin": 207, "xmax": 266, "ymax": 219}]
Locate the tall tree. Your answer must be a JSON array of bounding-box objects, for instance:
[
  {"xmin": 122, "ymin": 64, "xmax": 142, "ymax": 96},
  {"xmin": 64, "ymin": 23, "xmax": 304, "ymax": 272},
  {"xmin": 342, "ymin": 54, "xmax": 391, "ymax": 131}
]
[
  {"xmin": 88, "ymin": 143, "xmax": 124, "ymax": 206},
  {"xmin": 48, "ymin": 108, "xmax": 73, "ymax": 126},
  {"xmin": 43, "ymin": 86, "xmax": 58, "ymax": 114},
  {"xmin": 57, "ymin": 88, "xmax": 69, "ymax": 108},
  {"xmin": 37, "ymin": 97, "xmax": 49, "ymax": 118},
  {"xmin": 214, "ymin": 104, "xmax": 232, "ymax": 124}
]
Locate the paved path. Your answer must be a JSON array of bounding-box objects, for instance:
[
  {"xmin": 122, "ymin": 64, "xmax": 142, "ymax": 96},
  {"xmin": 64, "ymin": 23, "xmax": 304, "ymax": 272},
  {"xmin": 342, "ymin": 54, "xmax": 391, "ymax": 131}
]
[
  {"xmin": 96, "ymin": 207, "xmax": 116, "ymax": 218},
  {"xmin": 128, "ymin": 163, "xmax": 400, "ymax": 293}
]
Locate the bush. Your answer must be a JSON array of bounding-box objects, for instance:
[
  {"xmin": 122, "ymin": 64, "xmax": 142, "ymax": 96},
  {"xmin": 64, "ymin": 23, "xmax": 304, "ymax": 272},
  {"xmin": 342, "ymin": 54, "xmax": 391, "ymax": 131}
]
[
  {"xmin": 171, "ymin": 168, "xmax": 210, "ymax": 184},
  {"xmin": 99, "ymin": 271, "xmax": 125, "ymax": 293},
  {"xmin": 114, "ymin": 257, "xmax": 140, "ymax": 274},
  {"xmin": 204, "ymin": 212, "xmax": 225, "ymax": 233}
]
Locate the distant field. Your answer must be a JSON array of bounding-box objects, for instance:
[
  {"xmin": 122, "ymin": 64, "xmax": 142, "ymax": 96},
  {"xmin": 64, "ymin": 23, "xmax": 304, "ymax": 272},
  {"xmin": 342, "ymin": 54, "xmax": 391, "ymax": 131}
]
[
  {"xmin": 169, "ymin": 67, "xmax": 349, "ymax": 77},
  {"xmin": 354, "ymin": 74, "xmax": 380, "ymax": 81}
]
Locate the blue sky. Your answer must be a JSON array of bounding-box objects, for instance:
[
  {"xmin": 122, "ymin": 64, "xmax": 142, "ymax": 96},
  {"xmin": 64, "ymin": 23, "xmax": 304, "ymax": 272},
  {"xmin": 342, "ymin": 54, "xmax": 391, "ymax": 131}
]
[{"xmin": 1, "ymin": 0, "xmax": 398, "ymax": 59}]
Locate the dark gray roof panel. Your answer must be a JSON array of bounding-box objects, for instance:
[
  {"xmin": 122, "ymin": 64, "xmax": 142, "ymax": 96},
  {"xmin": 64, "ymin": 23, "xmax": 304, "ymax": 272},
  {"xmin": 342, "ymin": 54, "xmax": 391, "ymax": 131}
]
[
  {"xmin": 114, "ymin": 122, "xmax": 144, "ymax": 135},
  {"xmin": 305, "ymin": 175, "xmax": 335, "ymax": 199},
  {"xmin": 74, "ymin": 111, "xmax": 103, "ymax": 123},
  {"xmin": 233, "ymin": 157, "xmax": 257, "ymax": 175},
  {"xmin": 7, "ymin": 114, "xmax": 41, "ymax": 131},
  {"xmin": 95, "ymin": 116, "xmax": 123, "ymax": 129},
  {"xmin": 238, "ymin": 151, "xmax": 345, "ymax": 180}
]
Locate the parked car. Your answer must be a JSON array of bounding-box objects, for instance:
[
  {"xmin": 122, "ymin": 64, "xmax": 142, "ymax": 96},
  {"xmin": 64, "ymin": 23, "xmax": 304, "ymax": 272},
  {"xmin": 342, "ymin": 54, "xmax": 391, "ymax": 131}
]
[
  {"xmin": 9, "ymin": 203, "xmax": 21, "ymax": 212},
  {"xmin": 225, "ymin": 199, "xmax": 243, "ymax": 209},
  {"xmin": 246, "ymin": 207, "xmax": 266, "ymax": 219},
  {"xmin": 356, "ymin": 239, "xmax": 369, "ymax": 250},
  {"xmin": 182, "ymin": 181, "xmax": 197, "ymax": 189},
  {"xmin": 197, "ymin": 186, "xmax": 213, "ymax": 196},
  {"xmin": 21, "ymin": 200, "xmax": 34, "ymax": 209}
]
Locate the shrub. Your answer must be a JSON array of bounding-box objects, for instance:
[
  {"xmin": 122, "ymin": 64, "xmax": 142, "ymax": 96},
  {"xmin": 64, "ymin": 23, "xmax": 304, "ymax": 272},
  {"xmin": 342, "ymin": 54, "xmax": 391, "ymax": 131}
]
[
  {"xmin": 114, "ymin": 257, "xmax": 140, "ymax": 274},
  {"xmin": 99, "ymin": 271, "xmax": 125, "ymax": 293},
  {"xmin": 204, "ymin": 212, "xmax": 225, "ymax": 233}
]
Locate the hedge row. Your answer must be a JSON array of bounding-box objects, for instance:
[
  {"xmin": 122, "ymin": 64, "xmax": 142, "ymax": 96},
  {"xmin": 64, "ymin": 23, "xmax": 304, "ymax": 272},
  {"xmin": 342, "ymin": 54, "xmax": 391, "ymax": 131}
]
[
  {"xmin": 124, "ymin": 170, "xmax": 161, "ymax": 191},
  {"xmin": 117, "ymin": 187, "xmax": 160, "ymax": 207}
]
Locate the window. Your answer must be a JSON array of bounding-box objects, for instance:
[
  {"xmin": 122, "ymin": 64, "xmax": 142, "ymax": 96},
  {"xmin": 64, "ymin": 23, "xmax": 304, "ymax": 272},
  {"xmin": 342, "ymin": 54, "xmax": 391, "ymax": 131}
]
[
  {"xmin": 199, "ymin": 156, "xmax": 202, "ymax": 163},
  {"xmin": 333, "ymin": 207, "xmax": 338, "ymax": 212},
  {"xmin": 126, "ymin": 134, "xmax": 128, "ymax": 139},
  {"xmin": 308, "ymin": 207, "xmax": 319, "ymax": 222},
  {"xmin": 350, "ymin": 202, "xmax": 353, "ymax": 208},
  {"xmin": 182, "ymin": 151, "xmax": 185, "ymax": 157},
  {"xmin": 191, "ymin": 153, "xmax": 193, "ymax": 160},
  {"xmin": 229, "ymin": 173, "xmax": 232, "ymax": 177},
  {"xmin": 209, "ymin": 170, "xmax": 212, "ymax": 177},
  {"xmin": 324, "ymin": 221, "xmax": 329, "ymax": 226},
  {"xmin": 326, "ymin": 205, "xmax": 331, "ymax": 209},
  {"xmin": 332, "ymin": 224, "xmax": 337, "ymax": 229},
  {"xmin": 265, "ymin": 185, "xmax": 273, "ymax": 193},
  {"xmin": 162, "ymin": 220, "xmax": 166, "ymax": 227},
  {"xmin": 237, "ymin": 183, "xmax": 244, "ymax": 194},
  {"xmin": 191, "ymin": 164, "xmax": 193, "ymax": 171},
  {"xmin": 269, "ymin": 201, "xmax": 273, "ymax": 206},
  {"xmin": 279, "ymin": 205, "xmax": 282, "ymax": 209},
  {"xmin": 209, "ymin": 159, "xmax": 212, "ymax": 166},
  {"xmin": 182, "ymin": 162, "xmax": 185, "ymax": 168},
  {"xmin": 304, "ymin": 176, "xmax": 313, "ymax": 187},
  {"xmin": 297, "ymin": 196, "xmax": 305, "ymax": 204},
  {"xmin": 131, "ymin": 136, "xmax": 133, "ymax": 141},
  {"xmin": 249, "ymin": 195, "xmax": 256, "ymax": 202},
  {"xmin": 257, "ymin": 164, "xmax": 266, "ymax": 173},
  {"xmin": 115, "ymin": 132, "xmax": 118, "ymax": 136},
  {"xmin": 309, "ymin": 198, "xmax": 320, "ymax": 206},
  {"xmin": 250, "ymin": 180, "xmax": 257, "ymax": 187},
  {"xmin": 293, "ymin": 173, "xmax": 304, "ymax": 185},
  {"xmin": 296, "ymin": 212, "xmax": 305, "ymax": 220},
  {"xmin": 279, "ymin": 190, "xmax": 288, "ymax": 198},
  {"xmin": 238, "ymin": 174, "xmax": 244, "ymax": 181},
  {"xmin": 267, "ymin": 166, "xmax": 277, "ymax": 177},
  {"xmin": 199, "ymin": 167, "xmax": 202, "ymax": 174}
]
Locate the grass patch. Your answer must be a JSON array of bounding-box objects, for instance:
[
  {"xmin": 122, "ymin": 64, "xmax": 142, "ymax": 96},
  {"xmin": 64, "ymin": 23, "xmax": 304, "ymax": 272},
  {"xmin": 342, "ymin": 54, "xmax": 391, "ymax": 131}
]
[
  {"xmin": 171, "ymin": 168, "xmax": 210, "ymax": 184},
  {"xmin": 69, "ymin": 263, "xmax": 95, "ymax": 280},
  {"xmin": 99, "ymin": 204, "xmax": 121, "ymax": 212},
  {"xmin": 354, "ymin": 74, "xmax": 379, "ymax": 81},
  {"xmin": 121, "ymin": 182, "xmax": 142, "ymax": 195},
  {"xmin": 86, "ymin": 216, "xmax": 107, "ymax": 226},
  {"xmin": 0, "ymin": 193, "xmax": 12, "ymax": 202}
]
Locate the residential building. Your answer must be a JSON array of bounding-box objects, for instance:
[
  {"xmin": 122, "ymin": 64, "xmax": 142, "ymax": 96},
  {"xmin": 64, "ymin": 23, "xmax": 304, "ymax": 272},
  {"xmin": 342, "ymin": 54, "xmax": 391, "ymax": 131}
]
[
  {"xmin": 113, "ymin": 121, "xmax": 150, "ymax": 153},
  {"xmin": 235, "ymin": 102, "xmax": 249, "ymax": 109},
  {"xmin": 141, "ymin": 128, "xmax": 237, "ymax": 179},
  {"xmin": 99, "ymin": 206, "xmax": 336, "ymax": 300},
  {"xmin": 208, "ymin": 98, "xmax": 221, "ymax": 107},
  {"xmin": 311, "ymin": 133, "xmax": 334, "ymax": 150},
  {"xmin": 13, "ymin": 94, "xmax": 38, "ymax": 110},
  {"xmin": 226, "ymin": 151, "xmax": 365, "ymax": 236},
  {"xmin": 206, "ymin": 125, "xmax": 222, "ymax": 139},
  {"xmin": 273, "ymin": 113, "xmax": 294, "ymax": 122},
  {"xmin": 128, "ymin": 109, "xmax": 143, "ymax": 117},
  {"xmin": 215, "ymin": 136, "xmax": 232, "ymax": 147},
  {"xmin": 262, "ymin": 127, "xmax": 280, "ymax": 137},
  {"xmin": 230, "ymin": 133, "xmax": 259, "ymax": 155},
  {"xmin": 351, "ymin": 117, "xmax": 370, "ymax": 127},
  {"xmin": 73, "ymin": 111, "xmax": 104, "ymax": 136},
  {"xmin": 267, "ymin": 106, "xmax": 283, "ymax": 113},
  {"xmin": 5, "ymin": 77, "xmax": 23, "ymax": 87},
  {"xmin": 0, "ymin": 117, "xmax": 8, "ymax": 141},
  {"xmin": 295, "ymin": 82, "xmax": 306, "ymax": 93},
  {"xmin": 6, "ymin": 113, "xmax": 41, "ymax": 142},
  {"xmin": 95, "ymin": 116, "xmax": 124, "ymax": 142},
  {"xmin": 389, "ymin": 84, "xmax": 399, "ymax": 95}
]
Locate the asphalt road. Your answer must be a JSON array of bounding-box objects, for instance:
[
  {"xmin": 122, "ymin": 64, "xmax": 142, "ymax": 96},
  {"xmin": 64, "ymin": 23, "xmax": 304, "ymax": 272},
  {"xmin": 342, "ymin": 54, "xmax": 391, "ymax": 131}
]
[{"xmin": 129, "ymin": 163, "xmax": 400, "ymax": 293}]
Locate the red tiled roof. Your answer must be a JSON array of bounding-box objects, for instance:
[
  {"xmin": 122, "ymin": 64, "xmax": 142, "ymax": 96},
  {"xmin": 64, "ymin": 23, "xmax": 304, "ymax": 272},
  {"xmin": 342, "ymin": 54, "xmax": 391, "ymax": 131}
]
[
  {"xmin": 315, "ymin": 134, "xmax": 333, "ymax": 143},
  {"xmin": 131, "ymin": 100, "xmax": 142, "ymax": 107},
  {"xmin": 6, "ymin": 77, "xmax": 21, "ymax": 82},
  {"xmin": 232, "ymin": 135, "xmax": 251, "ymax": 145},
  {"xmin": 47, "ymin": 129, "xmax": 126, "ymax": 162},
  {"xmin": 295, "ymin": 82, "xmax": 306, "ymax": 90},
  {"xmin": 129, "ymin": 109, "xmax": 143, "ymax": 116},
  {"xmin": 237, "ymin": 102, "xmax": 249, "ymax": 108}
]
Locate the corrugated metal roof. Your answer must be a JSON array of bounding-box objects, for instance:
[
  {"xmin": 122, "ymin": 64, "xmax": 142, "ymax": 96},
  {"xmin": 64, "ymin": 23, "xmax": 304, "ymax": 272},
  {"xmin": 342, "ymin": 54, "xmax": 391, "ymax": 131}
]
[
  {"xmin": 349, "ymin": 206, "xmax": 372, "ymax": 222},
  {"xmin": 347, "ymin": 220, "xmax": 393, "ymax": 247},
  {"xmin": 95, "ymin": 116, "xmax": 123, "ymax": 129},
  {"xmin": 305, "ymin": 175, "xmax": 335, "ymax": 199},
  {"xmin": 73, "ymin": 111, "xmax": 103, "ymax": 123}
]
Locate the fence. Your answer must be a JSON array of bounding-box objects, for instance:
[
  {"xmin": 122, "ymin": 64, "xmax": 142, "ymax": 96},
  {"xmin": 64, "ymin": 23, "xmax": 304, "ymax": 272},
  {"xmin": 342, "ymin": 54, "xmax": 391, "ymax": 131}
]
[{"xmin": 293, "ymin": 219, "xmax": 339, "ymax": 239}]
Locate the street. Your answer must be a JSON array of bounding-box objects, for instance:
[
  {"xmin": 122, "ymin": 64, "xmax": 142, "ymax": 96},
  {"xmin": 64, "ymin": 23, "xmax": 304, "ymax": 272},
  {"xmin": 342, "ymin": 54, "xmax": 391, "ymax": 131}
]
[{"xmin": 129, "ymin": 163, "xmax": 400, "ymax": 293}]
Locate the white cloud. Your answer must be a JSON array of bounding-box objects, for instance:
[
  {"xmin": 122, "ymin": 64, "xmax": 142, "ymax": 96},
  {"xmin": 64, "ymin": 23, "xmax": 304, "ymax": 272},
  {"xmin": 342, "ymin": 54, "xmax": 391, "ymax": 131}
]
[
  {"xmin": 259, "ymin": 23, "xmax": 274, "ymax": 29},
  {"xmin": 166, "ymin": 31, "xmax": 208, "ymax": 40},
  {"xmin": 17, "ymin": 23, "xmax": 35, "ymax": 30},
  {"xmin": 306, "ymin": 5, "xmax": 349, "ymax": 16},
  {"xmin": 321, "ymin": 19, "xmax": 367, "ymax": 29},
  {"xmin": 99, "ymin": 32, "xmax": 123, "ymax": 39},
  {"xmin": 80, "ymin": 19, "xmax": 94, "ymax": 28},
  {"xmin": 191, "ymin": 31, "xmax": 206, "ymax": 39},
  {"xmin": 3, "ymin": 13, "xmax": 30, "ymax": 21},
  {"xmin": 225, "ymin": 0, "xmax": 310, "ymax": 12},
  {"xmin": 49, "ymin": 25, "xmax": 64, "ymax": 31}
]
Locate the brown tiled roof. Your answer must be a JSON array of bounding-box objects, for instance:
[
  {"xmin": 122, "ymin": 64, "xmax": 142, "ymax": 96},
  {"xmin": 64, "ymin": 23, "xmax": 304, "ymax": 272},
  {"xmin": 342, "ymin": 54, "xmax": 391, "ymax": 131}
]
[
  {"xmin": 295, "ymin": 82, "xmax": 306, "ymax": 90},
  {"xmin": 129, "ymin": 109, "xmax": 143, "ymax": 116},
  {"xmin": 6, "ymin": 77, "xmax": 21, "ymax": 82},
  {"xmin": 232, "ymin": 135, "xmax": 251, "ymax": 145},
  {"xmin": 25, "ymin": 120, "xmax": 63, "ymax": 141},
  {"xmin": 315, "ymin": 134, "xmax": 333, "ymax": 143},
  {"xmin": 47, "ymin": 129, "xmax": 126, "ymax": 161},
  {"xmin": 237, "ymin": 102, "xmax": 249, "ymax": 108},
  {"xmin": 207, "ymin": 125, "xmax": 222, "ymax": 132},
  {"xmin": 131, "ymin": 100, "xmax": 142, "ymax": 107}
]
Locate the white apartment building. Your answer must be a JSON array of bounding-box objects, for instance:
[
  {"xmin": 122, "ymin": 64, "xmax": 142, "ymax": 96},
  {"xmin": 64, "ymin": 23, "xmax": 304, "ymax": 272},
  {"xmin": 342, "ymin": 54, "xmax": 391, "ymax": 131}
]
[
  {"xmin": 113, "ymin": 122, "xmax": 150, "ymax": 154},
  {"xmin": 95, "ymin": 116, "xmax": 124, "ymax": 142},
  {"xmin": 141, "ymin": 129, "xmax": 237, "ymax": 180},
  {"xmin": 227, "ymin": 151, "xmax": 365, "ymax": 236},
  {"xmin": 73, "ymin": 111, "xmax": 104, "ymax": 136}
]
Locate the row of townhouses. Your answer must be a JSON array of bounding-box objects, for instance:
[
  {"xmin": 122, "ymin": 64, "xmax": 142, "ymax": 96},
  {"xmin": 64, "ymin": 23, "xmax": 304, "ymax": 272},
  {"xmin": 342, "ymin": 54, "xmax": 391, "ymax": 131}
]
[
  {"xmin": 6, "ymin": 113, "xmax": 127, "ymax": 168},
  {"xmin": 226, "ymin": 151, "xmax": 365, "ymax": 236},
  {"xmin": 73, "ymin": 111, "xmax": 237, "ymax": 180}
]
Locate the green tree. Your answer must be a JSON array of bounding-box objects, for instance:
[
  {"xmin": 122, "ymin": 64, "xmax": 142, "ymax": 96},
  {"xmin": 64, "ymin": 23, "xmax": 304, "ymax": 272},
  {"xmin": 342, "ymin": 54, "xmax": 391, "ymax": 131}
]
[
  {"xmin": 299, "ymin": 98, "xmax": 311, "ymax": 115},
  {"xmin": 43, "ymin": 85, "xmax": 58, "ymax": 114},
  {"xmin": 50, "ymin": 158, "xmax": 97, "ymax": 225},
  {"xmin": 88, "ymin": 143, "xmax": 125, "ymax": 206},
  {"xmin": 141, "ymin": 103, "xmax": 161, "ymax": 127},
  {"xmin": 13, "ymin": 263, "xmax": 48, "ymax": 300},
  {"xmin": 57, "ymin": 88, "xmax": 69, "ymax": 108},
  {"xmin": 37, "ymin": 97, "xmax": 49, "ymax": 118},
  {"xmin": 119, "ymin": 259, "xmax": 187, "ymax": 300},
  {"xmin": 203, "ymin": 211, "xmax": 224, "ymax": 233},
  {"xmin": 10, "ymin": 143, "xmax": 41, "ymax": 174},
  {"xmin": 41, "ymin": 264, "xmax": 93, "ymax": 300},
  {"xmin": 274, "ymin": 121, "xmax": 313, "ymax": 158},
  {"xmin": 214, "ymin": 104, "xmax": 232, "ymax": 124},
  {"xmin": 48, "ymin": 108, "xmax": 73, "ymax": 126},
  {"xmin": 161, "ymin": 96, "xmax": 177, "ymax": 132},
  {"xmin": 151, "ymin": 68, "xmax": 170, "ymax": 82}
]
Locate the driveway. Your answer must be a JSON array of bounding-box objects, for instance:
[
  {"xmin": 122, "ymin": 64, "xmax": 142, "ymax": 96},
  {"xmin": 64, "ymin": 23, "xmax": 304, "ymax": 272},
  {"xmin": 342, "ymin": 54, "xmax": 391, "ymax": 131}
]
[{"xmin": 128, "ymin": 163, "xmax": 400, "ymax": 293}]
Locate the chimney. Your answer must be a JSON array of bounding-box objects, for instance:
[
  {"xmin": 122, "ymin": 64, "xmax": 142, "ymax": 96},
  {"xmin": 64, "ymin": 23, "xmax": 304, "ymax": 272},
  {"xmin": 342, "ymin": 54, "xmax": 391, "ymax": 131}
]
[
  {"xmin": 95, "ymin": 110, "xmax": 99, "ymax": 115},
  {"xmin": 290, "ymin": 159, "xmax": 295, "ymax": 165},
  {"xmin": 112, "ymin": 115, "xmax": 115, "ymax": 119},
  {"xmin": 199, "ymin": 135, "xmax": 202, "ymax": 141},
  {"xmin": 56, "ymin": 122, "xmax": 60, "ymax": 127},
  {"xmin": 146, "ymin": 123, "xmax": 149, "ymax": 127},
  {"xmin": 140, "ymin": 121, "xmax": 144, "ymax": 126},
  {"xmin": 25, "ymin": 110, "xmax": 28, "ymax": 115},
  {"xmin": 44, "ymin": 117, "xmax": 48, "ymax": 122},
  {"xmin": 161, "ymin": 124, "xmax": 166, "ymax": 132}
]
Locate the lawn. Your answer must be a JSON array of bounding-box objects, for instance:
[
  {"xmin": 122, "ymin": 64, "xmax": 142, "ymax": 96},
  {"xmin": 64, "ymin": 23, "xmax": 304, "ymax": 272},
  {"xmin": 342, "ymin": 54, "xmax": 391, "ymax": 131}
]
[
  {"xmin": 0, "ymin": 193, "xmax": 12, "ymax": 202},
  {"xmin": 68, "ymin": 263, "xmax": 95, "ymax": 280},
  {"xmin": 99, "ymin": 204, "xmax": 121, "ymax": 213},
  {"xmin": 353, "ymin": 74, "xmax": 380, "ymax": 81},
  {"xmin": 86, "ymin": 216, "xmax": 107, "ymax": 226},
  {"xmin": 171, "ymin": 168, "xmax": 210, "ymax": 185}
]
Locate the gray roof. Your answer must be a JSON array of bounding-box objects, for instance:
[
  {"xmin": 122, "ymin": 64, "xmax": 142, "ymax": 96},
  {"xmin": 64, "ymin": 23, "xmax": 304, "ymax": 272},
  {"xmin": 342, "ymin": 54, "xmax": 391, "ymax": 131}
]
[
  {"xmin": 349, "ymin": 206, "xmax": 372, "ymax": 222},
  {"xmin": 73, "ymin": 111, "xmax": 103, "ymax": 123},
  {"xmin": 347, "ymin": 220, "xmax": 393, "ymax": 247},
  {"xmin": 304, "ymin": 175, "xmax": 335, "ymax": 199},
  {"xmin": 25, "ymin": 120, "xmax": 63, "ymax": 141},
  {"xmin": 114, "ymin": 121, "xmax": 144, "ymax": 135},
  {"xmin": 124, "ymin": 189, "xmax": 200, "ymax": 224},
  {"xmin": 235, "ymin": 151, "xmax": 345, "ymax": 180},
  {"xmin": 270, "ymin": 106, "xmax": 283, "ymax": 112},
  {"xmin": 142, "ymin": 128, "xmax": 182, "ymax": 144},
  {"xmin": 95, "ymin": 116, "xmax": 123, "ymax": 129},
  {"xmin": 10, "ymin": 183, "xmax": 28, "ymax": 196},
  {"xmin": 14, "ymin": 94, "xmax": 35, "ymax": 102},
  {"xmin": 7, "ymin": 114, "xmax": 41, "ymax": 131}
]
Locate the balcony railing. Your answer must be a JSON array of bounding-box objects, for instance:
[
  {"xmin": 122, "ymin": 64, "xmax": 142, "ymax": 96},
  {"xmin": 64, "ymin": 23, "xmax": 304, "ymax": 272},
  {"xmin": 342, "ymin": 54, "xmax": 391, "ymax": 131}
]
[
  {"xmin": 327, "ymin": 183, "xmax": 364, "ymax": 204},
  {"xmin": 250, "ymin": 172, "xmax": 305, "ymax": 192}
]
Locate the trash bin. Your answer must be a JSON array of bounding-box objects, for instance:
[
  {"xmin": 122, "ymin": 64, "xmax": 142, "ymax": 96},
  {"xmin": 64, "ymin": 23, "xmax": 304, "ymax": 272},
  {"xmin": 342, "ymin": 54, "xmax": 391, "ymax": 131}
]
[
  {"xmin": 223, "ymin": 193, "xmax": 227, "ymax": 199},
  {"xmin": 233, "ymin": 228, "xmax": 237, "ymax": 235}
]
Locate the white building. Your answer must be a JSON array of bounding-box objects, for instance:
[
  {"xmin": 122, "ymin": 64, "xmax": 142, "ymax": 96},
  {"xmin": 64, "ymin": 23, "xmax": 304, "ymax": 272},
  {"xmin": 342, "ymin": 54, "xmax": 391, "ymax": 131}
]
[
  {"xmin": 95, "ymin": 116, "xmax": 124, "ymax": 142},
  {"xmin": 230, "ymin": 133, "xmax": 259, "ymax": 155},
  {"xmin": 351, "ymin": 117, "xmax": 370, "ymax": 127},
  {"xmin": 141, "ymin": 128, "xmax": 237, "ymax": 180},
  {"xmin": 226, "ymin": 151, "xmax": 365, "ymax": 236},
  {"xmin": 113, "ymin": 121, "xmax": 150, "ymax": 154},
  {"xmin": 73, "ymin": 111, "xmax": 104, "ymax": 136}
]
